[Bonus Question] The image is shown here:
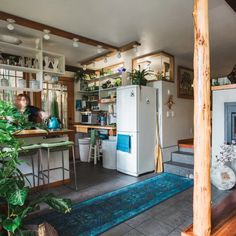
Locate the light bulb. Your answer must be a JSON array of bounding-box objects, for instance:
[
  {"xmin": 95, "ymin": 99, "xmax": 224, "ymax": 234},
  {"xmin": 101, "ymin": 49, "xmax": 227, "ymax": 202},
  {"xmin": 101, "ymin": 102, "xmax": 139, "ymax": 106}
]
[
  {"xmin": 104, "ymin": 57, "xmax": 108, "ymax": 63},
  {"xmin": 43, "ymin": 29, "xmax": 51, "ymax": 40},
  {"xmin": 73, "ymin": 38, "xmax": 79, "ymax": 47},
  {"xmin": 133, "ymin": 45, "xmax": 138, "ymax": 53},
  {"xmin": 83, "ymin": 65, "xmax": 87, "ymax": 71},
  {"xmin": 117, "ymin": 52, "xmax": 122, "ymax": 59},
  {"xmin": 97, "ymin": 45, "xmax": 103, "ymax": 53},
  {"xmin": 7, "ymin": 24, "xmax": 14, "ymax": 31},
  {"xmin": 6, "ymin": 19, "xmax": 15, "ymax": 31}
]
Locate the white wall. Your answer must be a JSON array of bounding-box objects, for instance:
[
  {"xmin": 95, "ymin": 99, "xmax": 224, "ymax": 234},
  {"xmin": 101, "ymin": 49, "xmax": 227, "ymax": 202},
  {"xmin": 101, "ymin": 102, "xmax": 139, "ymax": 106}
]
[{"xmin": 212, "ymin": 89, "xmax": 236, "ymax": 166}]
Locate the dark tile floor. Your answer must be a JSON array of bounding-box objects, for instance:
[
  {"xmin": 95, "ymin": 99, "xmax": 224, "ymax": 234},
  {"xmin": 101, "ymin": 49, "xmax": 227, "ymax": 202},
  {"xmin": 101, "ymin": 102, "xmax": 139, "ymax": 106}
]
[{"xmin": 31, "ymin": 161, "xmax": 231, "ymax": 236}]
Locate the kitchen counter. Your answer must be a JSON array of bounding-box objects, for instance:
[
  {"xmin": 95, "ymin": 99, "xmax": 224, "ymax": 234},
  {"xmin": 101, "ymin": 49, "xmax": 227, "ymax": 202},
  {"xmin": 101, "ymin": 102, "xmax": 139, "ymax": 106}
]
[
  {"xmin": 74, "ymin": 124, "xmax": 116, "ymax": 136},
  {"xmin": 16, "ymin": 129, "xmax": 74, "ymax": 189},
  {"xmin": 14, "ymin": 129, "xmax": 75, "ymax": 138}
]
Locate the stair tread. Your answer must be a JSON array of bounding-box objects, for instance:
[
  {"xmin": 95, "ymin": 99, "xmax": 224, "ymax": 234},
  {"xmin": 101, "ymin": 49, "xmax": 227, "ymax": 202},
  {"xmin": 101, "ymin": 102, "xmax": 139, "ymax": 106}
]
[{"xmin": 164, "ymin": 161, "xmax": 194, "ymax": 169}]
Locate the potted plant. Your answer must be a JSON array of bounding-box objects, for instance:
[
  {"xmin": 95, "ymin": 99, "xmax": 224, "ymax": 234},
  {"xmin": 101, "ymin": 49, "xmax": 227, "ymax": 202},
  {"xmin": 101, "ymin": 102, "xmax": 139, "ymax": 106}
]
[
  {"xmin": 75, "ymin": 70, "xmax": 89, "ymax": 91},
  {"xmin": 129, "ymin": 65, "xmax": 153, "ymax": 86},
  {"xmin": 0, "ymin": 100, "xmax": 71, "ymax": 235},
  {"xmin": 75, "ymin": 70, "xmax": 97, "ymax": 91}
]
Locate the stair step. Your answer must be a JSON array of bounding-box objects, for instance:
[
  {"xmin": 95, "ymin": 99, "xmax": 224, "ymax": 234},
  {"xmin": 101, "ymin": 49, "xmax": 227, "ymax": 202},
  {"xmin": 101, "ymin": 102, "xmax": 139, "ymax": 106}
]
[
  {"xmin": 164, "ymin": 161, "xmax": 194, "ymax": 178},
  {"xmin": 179, "ymin": 143, "xmax": 194, "ymax": 154},
  {"xmin": 172, "ymin": 151, "xmax": 194, "ymax": 165}
]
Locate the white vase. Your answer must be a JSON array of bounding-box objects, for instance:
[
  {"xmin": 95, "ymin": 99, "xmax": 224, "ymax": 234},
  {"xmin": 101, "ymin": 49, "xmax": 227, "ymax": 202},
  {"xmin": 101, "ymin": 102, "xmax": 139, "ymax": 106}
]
[{"xmin": 211, "ymin": 165, "xmax": 236, "ymax": 190}]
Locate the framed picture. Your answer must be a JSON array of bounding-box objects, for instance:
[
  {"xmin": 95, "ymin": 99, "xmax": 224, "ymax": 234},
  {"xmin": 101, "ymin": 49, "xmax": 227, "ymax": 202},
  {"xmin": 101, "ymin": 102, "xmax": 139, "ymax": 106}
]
[{"xmin": 177, "ymin": 66, "xmax": 194, "ymax": 99}]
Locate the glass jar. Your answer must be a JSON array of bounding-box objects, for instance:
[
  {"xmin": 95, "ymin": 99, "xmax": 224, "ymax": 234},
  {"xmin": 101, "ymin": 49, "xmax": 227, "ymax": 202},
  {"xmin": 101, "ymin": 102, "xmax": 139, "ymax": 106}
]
[
  {"xmin": 18, "ymin": 79, "xmax": 26, "ymax": 88},
  {"xmin": 1, "ymin": 77, "xmax": 9, "ymax": 86},
  {"xmin": 29, "ymin": 80, "xmax": 40, "ymax": 89}
]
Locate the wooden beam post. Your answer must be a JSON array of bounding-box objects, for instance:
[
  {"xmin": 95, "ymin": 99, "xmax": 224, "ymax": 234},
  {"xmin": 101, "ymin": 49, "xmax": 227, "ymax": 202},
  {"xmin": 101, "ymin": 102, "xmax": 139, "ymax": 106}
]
[{"xmin": 193, "ymin": 0, "xmax": 211, "ymax": 235}]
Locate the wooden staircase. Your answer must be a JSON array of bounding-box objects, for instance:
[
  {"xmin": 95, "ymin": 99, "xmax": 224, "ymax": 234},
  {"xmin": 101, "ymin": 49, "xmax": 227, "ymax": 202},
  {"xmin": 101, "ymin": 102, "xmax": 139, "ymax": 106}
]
[{"xmin": 164, "ymin": 139, "xmax": 194, "ymax": 178}]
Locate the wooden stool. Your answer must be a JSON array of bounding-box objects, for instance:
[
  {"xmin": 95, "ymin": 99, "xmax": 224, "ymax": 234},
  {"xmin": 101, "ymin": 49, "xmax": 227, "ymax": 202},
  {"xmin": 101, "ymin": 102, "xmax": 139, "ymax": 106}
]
[
  {"xmin": 40, "ymin": 141, "xmax": 78, "ymax": 190},
  {"xmin": 19, "ymin": 144, "xmax": 43, "ymax": 188}
]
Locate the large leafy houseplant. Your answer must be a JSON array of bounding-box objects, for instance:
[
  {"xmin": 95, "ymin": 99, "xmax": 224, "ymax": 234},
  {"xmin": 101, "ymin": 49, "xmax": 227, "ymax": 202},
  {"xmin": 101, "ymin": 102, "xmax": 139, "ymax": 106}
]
[
  {"xmin": 0, "ymin": 100, "xmax": 71, "ymax": 235},
  {"xmin": 129, "ymin": 65, "xmax": 153, "ymax": 86}
]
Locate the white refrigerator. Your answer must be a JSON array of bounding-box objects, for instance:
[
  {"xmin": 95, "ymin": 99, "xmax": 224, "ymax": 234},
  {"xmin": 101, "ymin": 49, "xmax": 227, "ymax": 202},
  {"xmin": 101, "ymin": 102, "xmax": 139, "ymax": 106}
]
[{"xmin": 116, "ymin": 85, "xmax": 156, "ymax": 176}]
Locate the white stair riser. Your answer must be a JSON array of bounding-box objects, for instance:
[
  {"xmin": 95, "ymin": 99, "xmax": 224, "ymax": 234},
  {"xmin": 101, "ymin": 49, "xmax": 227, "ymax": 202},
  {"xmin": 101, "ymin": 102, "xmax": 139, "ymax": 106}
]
[
  {"xmin": 179, "ymin": 147, "xmax": 194, "ymax": 153},
  {"xmin": 164, "ymin": 163, "xmax": 193, "ymax": 178},
  {"xmin": 172, "ymin": 152, "xmax": 194, "ymax": 165}
]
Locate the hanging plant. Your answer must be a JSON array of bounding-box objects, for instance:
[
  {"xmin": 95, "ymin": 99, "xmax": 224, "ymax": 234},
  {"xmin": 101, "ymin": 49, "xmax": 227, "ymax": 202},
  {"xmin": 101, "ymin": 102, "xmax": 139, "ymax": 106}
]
[{"xmin": 50, "ymin": 93, "xmax": 59, "ymax": 118}]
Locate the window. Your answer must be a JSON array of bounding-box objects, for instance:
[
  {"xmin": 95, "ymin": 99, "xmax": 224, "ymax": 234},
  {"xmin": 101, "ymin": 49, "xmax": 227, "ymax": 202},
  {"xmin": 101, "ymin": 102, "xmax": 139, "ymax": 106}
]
[{"xmin": 0, "ymin": 69, "xmax": 24, "ymax": 101}]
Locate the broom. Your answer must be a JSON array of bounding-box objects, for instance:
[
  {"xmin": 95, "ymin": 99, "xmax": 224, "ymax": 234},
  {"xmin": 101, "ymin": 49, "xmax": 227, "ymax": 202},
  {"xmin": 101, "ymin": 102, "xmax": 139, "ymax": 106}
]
[{"xmin": 155, "ymin": 112, "xmax": 163, "ymax": 173}]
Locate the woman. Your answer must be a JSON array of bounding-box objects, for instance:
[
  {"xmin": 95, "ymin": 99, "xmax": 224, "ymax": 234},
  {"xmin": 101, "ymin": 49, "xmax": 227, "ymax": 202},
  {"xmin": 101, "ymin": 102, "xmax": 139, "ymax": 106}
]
[{"xmin": 15, "ymin": 94, "xmax": 49, "ymax": 123}]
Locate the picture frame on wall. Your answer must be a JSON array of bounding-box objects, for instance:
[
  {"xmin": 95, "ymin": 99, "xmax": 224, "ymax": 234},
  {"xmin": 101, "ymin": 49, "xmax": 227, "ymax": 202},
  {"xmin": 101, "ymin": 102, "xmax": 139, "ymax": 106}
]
[{"xmin": 177, "ymin": 66, "xmax": 194, "ymax": 99}]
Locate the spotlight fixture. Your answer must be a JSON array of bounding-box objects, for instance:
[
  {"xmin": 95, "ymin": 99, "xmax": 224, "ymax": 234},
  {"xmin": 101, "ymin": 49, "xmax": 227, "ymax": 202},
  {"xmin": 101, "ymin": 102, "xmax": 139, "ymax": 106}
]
[
  {"xmin": 133, "ymin": 44, "xmax": 138, "ymax": 53},
  {"xmin": 83, "ymin": 65, "xmax": 87, "ymax": 71},
  {"xmin": 43, "ymin": 29, "xmax": 51, "ymax": 40},
  {"xmin": 6, "ymin": 19, "xmax": 15, "ymax": 31},
  {"xmin": 117, "ymin": 51, "xmax": 122, "ymax": 59},
  {"xmin": 97, "ymin": 45, "xmax": 103, "ymax": 53},
  {"xmin": 72, "ymin": 38, "xmax": 79, "ymax": 47},
  {"xmin": 104, "ymin": 57, "xmax": 108, "ymax": 63}
]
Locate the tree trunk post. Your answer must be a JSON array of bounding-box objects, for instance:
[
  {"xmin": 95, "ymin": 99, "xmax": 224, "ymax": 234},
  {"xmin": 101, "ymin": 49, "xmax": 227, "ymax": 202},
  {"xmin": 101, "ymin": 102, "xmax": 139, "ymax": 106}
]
[{"xmin": 193, "ymin": 0, "xmax": 211, "ymax": 235}]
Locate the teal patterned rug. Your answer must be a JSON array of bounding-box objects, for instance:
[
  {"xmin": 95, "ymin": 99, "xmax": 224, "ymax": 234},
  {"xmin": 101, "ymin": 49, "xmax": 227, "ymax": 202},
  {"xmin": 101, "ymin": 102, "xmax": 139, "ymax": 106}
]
[{"xmin": 30, "ymin": 173, "xmax": 193, "ymax": 236}]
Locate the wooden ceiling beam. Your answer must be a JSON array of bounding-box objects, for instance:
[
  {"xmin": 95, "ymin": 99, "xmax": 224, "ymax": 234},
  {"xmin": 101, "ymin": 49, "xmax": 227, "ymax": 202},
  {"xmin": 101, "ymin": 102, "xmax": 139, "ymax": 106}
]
[
  {"xmin": 0, "ymin": 11, "xmax": 141, "ymax": 67},
  {"xmin": 0, "ymin": 11, "xmax": 119, "ymax": 51},
  {"xmin": 80, "ymin": 41, "xmax": 141, "ymax": 65},
  {"xmin": 225, "ymin": 0, "xmax": 236, "ymax": 11}
]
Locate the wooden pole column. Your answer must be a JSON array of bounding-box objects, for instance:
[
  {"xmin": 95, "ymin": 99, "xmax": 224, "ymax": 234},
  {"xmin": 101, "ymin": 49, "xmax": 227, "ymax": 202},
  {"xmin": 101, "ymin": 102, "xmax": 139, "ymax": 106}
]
[{"xmin": 193, "ymin": 0, "xmax": 211, "ymax": 235}]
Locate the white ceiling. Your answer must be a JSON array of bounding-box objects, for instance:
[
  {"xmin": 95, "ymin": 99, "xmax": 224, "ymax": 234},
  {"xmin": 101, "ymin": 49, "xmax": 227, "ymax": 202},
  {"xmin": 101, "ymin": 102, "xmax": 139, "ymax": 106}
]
[{"xmin": 0, "ymin": 0, "xmax": 235, "ymax": 77}]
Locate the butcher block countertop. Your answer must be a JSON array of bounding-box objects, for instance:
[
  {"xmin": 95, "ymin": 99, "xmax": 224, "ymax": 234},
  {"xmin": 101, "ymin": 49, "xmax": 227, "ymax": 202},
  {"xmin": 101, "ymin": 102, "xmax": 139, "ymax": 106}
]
[
  {"xmin": 74, "ymin": 124, "xmax": 116, "ymax": 136},
  {"xmin": 14, "ymin": 129, "xmax": 75, "ymax": 138}
]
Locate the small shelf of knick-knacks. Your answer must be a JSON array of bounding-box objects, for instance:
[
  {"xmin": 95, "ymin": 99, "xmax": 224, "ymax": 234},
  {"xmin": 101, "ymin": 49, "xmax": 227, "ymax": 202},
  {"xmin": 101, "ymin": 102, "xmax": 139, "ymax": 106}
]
[{"xmin": 43, "ymin": 51, "xmax": 65, "ymax": 75}]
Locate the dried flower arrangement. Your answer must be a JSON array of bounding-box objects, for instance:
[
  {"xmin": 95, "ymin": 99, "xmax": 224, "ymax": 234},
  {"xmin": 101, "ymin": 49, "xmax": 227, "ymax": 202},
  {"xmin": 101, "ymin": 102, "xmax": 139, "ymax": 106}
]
[{"xmin": 216, "ymin": 141, "xmax": 236, "ymax": 166}]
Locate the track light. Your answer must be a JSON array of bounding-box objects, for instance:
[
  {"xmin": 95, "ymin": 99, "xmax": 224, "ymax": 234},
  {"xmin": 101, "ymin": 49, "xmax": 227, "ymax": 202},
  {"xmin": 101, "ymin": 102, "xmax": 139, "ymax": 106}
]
[
  {"xmin": 97, "ymin": 45, "xmax": 103, "ymax": 53},
  {"xmin": 73, "ymin": 38, "xmax": 79, "ymax": 47},
  {"xmin": 104, "ymin": 57, "xmax": 108, "ymax": 63},
  {"xmin": 83, "ymin": 65, "xmax": 87, "ymax": 71},
  {"xmin": 117, "ymin": 51, "xmax": 122, "ymax": 59},
  {"xmin": 7, "ymin": 19, "xmax": 15, "ymax": 31},
  {"xmin": 133, "ymin": 44, "xmax": 138, "ymax": 53},
  {"xmin": 43, "ymin": 29, "xmax": 51, "ymax": 40}
]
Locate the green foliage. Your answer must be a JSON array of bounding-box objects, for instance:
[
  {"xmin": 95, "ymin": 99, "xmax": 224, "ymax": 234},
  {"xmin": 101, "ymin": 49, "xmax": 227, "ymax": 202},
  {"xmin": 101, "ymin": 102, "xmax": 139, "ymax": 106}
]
[
  {"xmin": 129, "ymin": 66, "xmax": 153, "ymax": 86},
  {"xmin": 0, "ymin": 100, "xmax": 71, "ymax": 234},
  {"xmin": 50, "ymin": 94, "xmax": 59, "ymax": 118}
]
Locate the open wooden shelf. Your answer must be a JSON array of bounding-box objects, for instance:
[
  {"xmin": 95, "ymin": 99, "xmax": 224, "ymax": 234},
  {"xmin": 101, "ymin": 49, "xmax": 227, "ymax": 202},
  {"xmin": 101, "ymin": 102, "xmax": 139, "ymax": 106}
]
[
  {"xmin": 0, "ymin": 63, "xmax": 41, "ymax": 73},
  {"xmin": 0, "ymin": 85, "xmax": 41, "ymax": 92},
  {"xmin": 99, "ymin": 98, "xmax": 116, "ymax": 104},
  {"xmin": 212, "ymin": 84, "xmax": 236, "ymax": 91}
]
